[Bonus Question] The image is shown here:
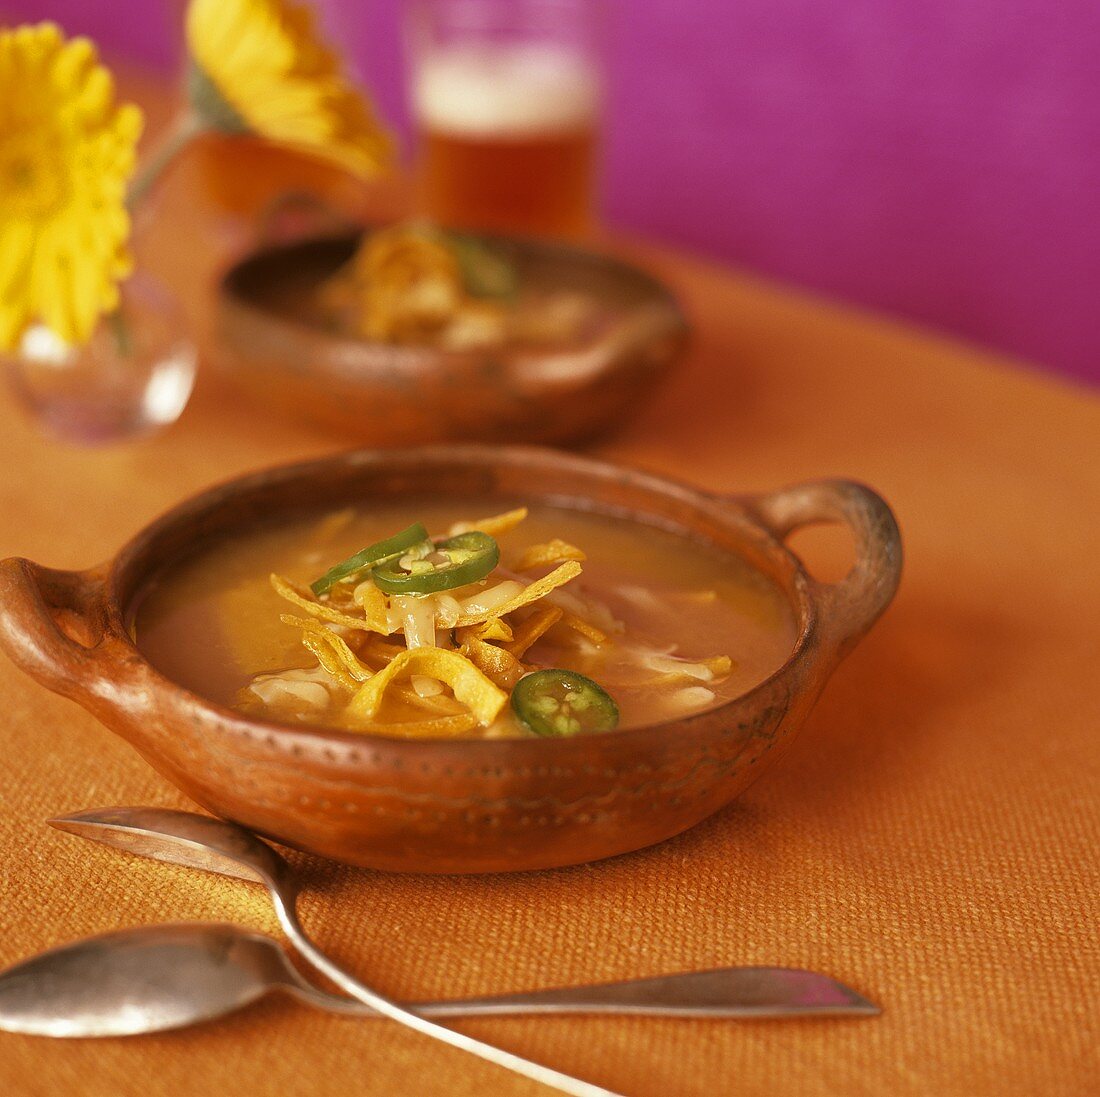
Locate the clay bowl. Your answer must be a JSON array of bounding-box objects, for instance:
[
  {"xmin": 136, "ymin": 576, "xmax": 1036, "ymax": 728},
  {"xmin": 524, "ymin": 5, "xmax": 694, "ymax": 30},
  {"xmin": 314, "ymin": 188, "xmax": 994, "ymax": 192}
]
[
  {"xmin": 0, "ymin": 447, "xmax": 901, "ymax": 874},
  {"xmin": 211, "ymin": 232, "xmax": 689, "ymax": 446}
]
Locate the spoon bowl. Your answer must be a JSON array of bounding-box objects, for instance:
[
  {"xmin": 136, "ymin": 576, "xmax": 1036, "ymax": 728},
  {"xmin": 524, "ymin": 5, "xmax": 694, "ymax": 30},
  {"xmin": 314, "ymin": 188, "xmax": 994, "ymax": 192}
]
[
  {"xmin": 0, "ymin": 924, "xmax": 280, "ymax": 1038},
  {"xmin": 49, "ymin": 807, "xmax": 284, "ymax": 886}
]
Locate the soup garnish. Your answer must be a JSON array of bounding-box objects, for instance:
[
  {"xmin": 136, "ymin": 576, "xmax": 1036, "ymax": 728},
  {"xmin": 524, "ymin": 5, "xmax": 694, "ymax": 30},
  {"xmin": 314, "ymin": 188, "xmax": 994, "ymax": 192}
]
[
  {"xmin": 512, "ymin": 670, "xmax": 619, "ymax": 737},
  {"xmin": 136, "ymin": 502, "xmax": 798, "ymax": 739},
  {"xmin": 371, "ymin": 530, "xmax": 500, "ymax": 594},
  {"xmin": 261, "ymin": 507, "xmax": 638, "ymax": 737},
  {"xmin": 309, "ymin": 521, "xmax": 427, "ymax": 595}
]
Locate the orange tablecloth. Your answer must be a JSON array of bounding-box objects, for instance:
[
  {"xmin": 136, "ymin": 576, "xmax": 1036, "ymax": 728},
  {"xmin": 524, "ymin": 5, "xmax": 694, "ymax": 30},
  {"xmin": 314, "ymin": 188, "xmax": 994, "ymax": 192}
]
[{"xmin": 1, "ymin": 79, "xmax": 1098, "ymax": 1097}]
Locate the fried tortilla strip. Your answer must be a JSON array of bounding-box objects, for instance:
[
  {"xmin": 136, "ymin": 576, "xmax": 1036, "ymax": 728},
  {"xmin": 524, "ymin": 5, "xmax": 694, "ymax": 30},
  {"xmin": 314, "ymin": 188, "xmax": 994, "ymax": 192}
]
[
  {"xmin": 465, "ymin": 617, "xmax": 514, "ymax": 643},
  {"xmin": 352, "ymin": 578, "xmax": 390, "ymax": 624},
  {"xmin": 348, "ymin": 647, "xmax": 507, "ymax": 725},
  {"xmin": 347, "ymin": 712, "xmax": 479, "ymax": 739},
  {"xmin": 271, "ymin": 574, "xmax": 392, "ymax": 634},
  {"xmin": 323, "ymin": 584, "xmax": 359, "ymax": 612},
  {"xmin": 449, "ymin": 507, "xmax": 528, "ymax": 538},
  {"xmin": 558, "ymin": 611, "xmax": 608, "ymax": 645},
  {"xmin": 513, "ymin": 539, "xmax": 586, "ymax": 573},
  {"xmin": 392, "ymin": 682, "xmax": 466, "ymax": 716},
  {"xmin": 357, "ymin": 634, "xmax": 479, "ymax": 713},
  {"xmin": 356, "ymin": 638, "xmax": 463, "ymax": 716},
  {"xmin": 457, "ymin": 631, "xmax": 528, "ymax": 689},
  {"xmin": 352, "ymin": 224, "xmax": 464, "ymax": 342},
  {"xmin": 454, "ymin": 561, "xmax": 582, "ymax": 628},
  {"xmin": 360, "ymin": 633, "xmax": 409, "ymax": 665},
  {"xmin": 281, "ymin": 614, "xmax": 372, "ymax": 689},
  {"xmin": 301, "ymin": 633, "xmax": 360, "ymax": 691},
  {"xmin": 503, "ymin": 604, "xmax": 563, "ymax": 658}
]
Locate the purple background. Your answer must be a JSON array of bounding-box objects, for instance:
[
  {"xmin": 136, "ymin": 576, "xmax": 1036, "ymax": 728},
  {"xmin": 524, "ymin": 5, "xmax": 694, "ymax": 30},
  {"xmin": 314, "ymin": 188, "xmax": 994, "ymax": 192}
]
[{"xmin": 5, "ymin": 1, "xmax": 1098, "ymax": 383}]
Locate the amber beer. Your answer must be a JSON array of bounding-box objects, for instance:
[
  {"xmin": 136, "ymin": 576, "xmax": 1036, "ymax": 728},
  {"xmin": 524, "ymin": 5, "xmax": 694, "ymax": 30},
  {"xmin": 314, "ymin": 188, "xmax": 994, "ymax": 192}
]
[{"xmin": 414, "ymin": 46, "xmax": 599, "ymax": 238}]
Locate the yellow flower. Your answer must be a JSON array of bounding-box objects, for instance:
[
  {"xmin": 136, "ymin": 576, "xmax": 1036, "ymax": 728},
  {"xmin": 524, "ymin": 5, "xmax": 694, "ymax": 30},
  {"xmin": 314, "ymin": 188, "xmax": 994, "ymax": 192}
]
[
  {"xmin": 0, "ymin": 23, "xmax": 142, "ymax": 350},
  {"xmin": 185, "ymin": 0, "xmax": 391, "ymax": 178}
]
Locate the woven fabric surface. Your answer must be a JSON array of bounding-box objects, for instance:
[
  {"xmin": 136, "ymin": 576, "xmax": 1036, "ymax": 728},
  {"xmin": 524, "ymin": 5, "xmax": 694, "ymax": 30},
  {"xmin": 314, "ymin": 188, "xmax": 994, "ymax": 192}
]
[{"xmin": 0, "ymin": 99, "xmax": 1097, "ymax": 1095}]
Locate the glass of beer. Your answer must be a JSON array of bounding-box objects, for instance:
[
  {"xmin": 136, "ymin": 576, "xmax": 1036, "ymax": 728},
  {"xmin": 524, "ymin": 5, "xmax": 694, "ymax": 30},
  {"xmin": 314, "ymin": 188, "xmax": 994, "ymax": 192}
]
[{"xmin": 407, "ymin": 0, "xmax": 602, "ymax": 238}]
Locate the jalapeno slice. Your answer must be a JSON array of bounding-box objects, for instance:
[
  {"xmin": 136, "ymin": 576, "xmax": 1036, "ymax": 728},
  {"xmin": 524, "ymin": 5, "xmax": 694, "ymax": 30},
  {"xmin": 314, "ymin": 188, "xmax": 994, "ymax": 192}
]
[
  {"xmin": 310, "ymin": 522, "xmax": 429, "ymax": 596},
  {"xmin": 511, "ymin": 669, "xmax": 619, "ymax": 737},
  {"xmin": 372, "ymin": 530, "xmax": 500, "ymax": 595}
]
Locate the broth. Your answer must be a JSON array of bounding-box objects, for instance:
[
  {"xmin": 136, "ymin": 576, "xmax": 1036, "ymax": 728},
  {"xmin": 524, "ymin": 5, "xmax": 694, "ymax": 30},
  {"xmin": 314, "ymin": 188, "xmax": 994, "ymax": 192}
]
[{"xmin": 136, "ymin": 502, "xmax": 797, "ymax": 738}]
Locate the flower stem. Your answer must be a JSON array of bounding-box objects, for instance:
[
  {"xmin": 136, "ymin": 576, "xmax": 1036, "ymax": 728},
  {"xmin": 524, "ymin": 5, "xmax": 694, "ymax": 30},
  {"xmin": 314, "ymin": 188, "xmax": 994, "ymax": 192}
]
[
  {"xmin": 127, "ymin": 110, "xmax": 206, "ymax": 208},
  {"xmin": 107, "ymin": 306, "xmax": 133, "ymax": 358}
]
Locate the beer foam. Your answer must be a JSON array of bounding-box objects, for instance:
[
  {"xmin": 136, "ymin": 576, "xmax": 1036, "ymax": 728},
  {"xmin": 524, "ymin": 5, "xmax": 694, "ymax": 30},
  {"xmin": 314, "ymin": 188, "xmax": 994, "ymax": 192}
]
[{"xmin": 414, "ymin": 45, "xmax": 599, "ymax": 137}]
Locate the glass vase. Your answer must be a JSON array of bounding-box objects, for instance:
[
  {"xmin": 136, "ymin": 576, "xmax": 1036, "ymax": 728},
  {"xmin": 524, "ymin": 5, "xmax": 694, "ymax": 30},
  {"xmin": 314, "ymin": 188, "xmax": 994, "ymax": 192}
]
[{"xmin": 3, "ymin": 271, "xmax": 197, "ymax": 446}]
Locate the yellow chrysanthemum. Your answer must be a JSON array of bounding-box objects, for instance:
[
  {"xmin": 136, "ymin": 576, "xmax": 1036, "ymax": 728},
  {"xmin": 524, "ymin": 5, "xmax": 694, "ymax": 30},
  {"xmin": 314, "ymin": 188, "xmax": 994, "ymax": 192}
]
[
  {"xmin": 185, "ymin": 0, "xmax": 391, "ymax": 178},
  {"xmin": 0, "ymin": 23, "xmax": 142, "ymax": 350}
]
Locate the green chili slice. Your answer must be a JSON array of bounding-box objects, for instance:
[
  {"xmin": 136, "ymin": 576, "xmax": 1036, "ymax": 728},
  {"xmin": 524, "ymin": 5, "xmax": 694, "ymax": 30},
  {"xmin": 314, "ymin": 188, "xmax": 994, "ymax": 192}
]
[
  {"xmin": 372, "ymin": 530, "xmax": 500, "ymax": 595},
  {"xmin": 310, "ymin": 522, "xmax": 429, "ymax": 596},
  {"xmin": 511, "ymin": 669, "xmax": 619, "ymax": 737}
]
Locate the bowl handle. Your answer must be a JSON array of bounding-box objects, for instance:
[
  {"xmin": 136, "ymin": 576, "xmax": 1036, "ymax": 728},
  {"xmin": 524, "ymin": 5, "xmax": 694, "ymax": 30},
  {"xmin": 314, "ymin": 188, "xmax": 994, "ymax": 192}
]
[
  {"xmin": 0, "ymin": 557, "xmax": 124, "ymax": 704},
  {"xmin": 739, "ymin": 480, "xmax": 902, "ymax": 660}
]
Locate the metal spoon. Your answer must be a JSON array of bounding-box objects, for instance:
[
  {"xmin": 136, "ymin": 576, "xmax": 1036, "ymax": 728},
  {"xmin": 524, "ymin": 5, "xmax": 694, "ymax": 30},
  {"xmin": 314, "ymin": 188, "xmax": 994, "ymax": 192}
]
[
  {"xmin": 0, "ymin": 922, "xmax": 879, "ymax": 1038},
  {"xmin": 47, "ymin": 807, "xmax": 615, "ymax": 1097}
]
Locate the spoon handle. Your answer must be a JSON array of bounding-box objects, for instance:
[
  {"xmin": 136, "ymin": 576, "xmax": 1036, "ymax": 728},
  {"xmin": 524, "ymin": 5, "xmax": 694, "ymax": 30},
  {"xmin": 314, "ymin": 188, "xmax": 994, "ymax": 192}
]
[
  {"xmin": 285, "ymin": 966, "xmax": 878, "ymax": 1020},
  {"xmin": 414, "ymin": 967, "xmax": 878, "ymax": 1019},
  {"xmin": 273, "ymin": 897, "xmax": 619, "ymax": 1097}
]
